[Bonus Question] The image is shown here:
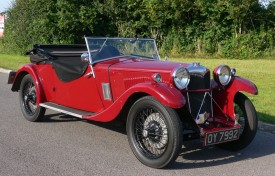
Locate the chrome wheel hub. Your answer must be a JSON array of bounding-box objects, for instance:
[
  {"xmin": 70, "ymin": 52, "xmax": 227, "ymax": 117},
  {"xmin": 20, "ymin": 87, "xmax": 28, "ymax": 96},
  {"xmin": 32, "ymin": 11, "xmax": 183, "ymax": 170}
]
[
  {"xmin": 143, "ymin": 113, "xmax": 168, "ymax": 149},
  {"xmin": 142, "ymin": 129, "xmax": 148, "ymax": 138},
  {"xmin": 134, "ymin": 108, "xmax": 169, "ymax": 158}
]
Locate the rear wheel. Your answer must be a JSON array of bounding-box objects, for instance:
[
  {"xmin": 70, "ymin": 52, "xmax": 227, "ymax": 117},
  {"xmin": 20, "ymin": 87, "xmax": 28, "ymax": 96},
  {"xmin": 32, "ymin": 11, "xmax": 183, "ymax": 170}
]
[
  {"xmin": 217, "ymin": 92, "xmax": 258, "ymax": 150},
  {"xmin": 126, "ymin": 96, "xmax": 183, "ymax": 168},
  {"xmin": 19, "ymin": 74, "xmax": 45, "ymax": 122}
]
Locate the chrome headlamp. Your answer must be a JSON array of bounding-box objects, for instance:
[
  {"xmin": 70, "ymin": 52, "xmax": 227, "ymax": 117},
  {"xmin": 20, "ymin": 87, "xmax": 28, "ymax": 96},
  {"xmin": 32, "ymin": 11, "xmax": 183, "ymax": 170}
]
[
  {"xmin": 213, "ymin": 65, "xmax": 232, "ymax": 86},
  {"xmin": 172, "ymin": 66, "xmax": 190, "ymax": 89}
]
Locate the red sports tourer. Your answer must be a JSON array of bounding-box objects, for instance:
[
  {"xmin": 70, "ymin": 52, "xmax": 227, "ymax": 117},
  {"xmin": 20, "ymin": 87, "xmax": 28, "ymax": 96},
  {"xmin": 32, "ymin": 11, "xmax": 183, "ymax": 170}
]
[{"xmin": 8, "ymin": 37, "xmax": 258, "ymax": 168}]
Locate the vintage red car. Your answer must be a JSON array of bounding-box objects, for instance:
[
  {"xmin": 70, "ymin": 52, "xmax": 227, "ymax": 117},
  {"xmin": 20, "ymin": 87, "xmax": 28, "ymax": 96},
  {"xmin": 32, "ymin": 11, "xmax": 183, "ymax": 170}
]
[{"xmin": 8, "ymin": 37, "xmax": 258, "ymax": 168}]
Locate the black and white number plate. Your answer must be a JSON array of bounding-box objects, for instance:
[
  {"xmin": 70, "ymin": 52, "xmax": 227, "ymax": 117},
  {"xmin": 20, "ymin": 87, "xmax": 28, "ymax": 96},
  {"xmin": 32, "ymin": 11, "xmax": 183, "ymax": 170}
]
[{"xmin": 204, "ymin": 128, "xmax": 240, "ymax": 146}]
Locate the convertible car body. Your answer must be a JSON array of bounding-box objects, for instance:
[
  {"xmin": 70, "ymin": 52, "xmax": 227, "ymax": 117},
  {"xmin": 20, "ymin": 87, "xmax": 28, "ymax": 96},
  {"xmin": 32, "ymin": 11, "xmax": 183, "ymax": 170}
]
[{"xmin": 8, "ymin": 37, "xmax": 258, "ymax": 168}]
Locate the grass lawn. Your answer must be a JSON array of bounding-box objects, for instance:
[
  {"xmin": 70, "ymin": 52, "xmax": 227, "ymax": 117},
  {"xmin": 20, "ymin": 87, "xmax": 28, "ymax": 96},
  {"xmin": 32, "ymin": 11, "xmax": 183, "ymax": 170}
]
[
  {"xmin": 0, "ymin": 54, "xmax": 29, "ymax": 70},
  {"xmin": 171, "ymin": 57, "xmax": 275, "ymax": 124},
  {"xmin": 0, "ymin": 54, "xmax": 274, "ymax": 124}
]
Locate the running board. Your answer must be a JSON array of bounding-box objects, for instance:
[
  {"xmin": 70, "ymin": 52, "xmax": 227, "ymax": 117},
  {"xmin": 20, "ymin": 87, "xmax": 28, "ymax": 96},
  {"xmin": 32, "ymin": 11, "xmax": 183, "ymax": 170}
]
[{"xmin": 40, "ymin": 102, "xmax": 96, "ymax": 118}]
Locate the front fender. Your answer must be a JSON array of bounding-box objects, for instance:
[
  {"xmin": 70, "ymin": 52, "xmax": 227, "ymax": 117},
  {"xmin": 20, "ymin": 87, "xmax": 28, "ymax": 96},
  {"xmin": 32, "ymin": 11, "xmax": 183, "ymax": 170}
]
[
  {"xmin": 11, "ymin": 64, "xmax": 45, "ymax": 105},
  {"xmin": 213, "ymin": 76, "xmax": 258, "ymax": 120},
  {"xmin": 84, "ymin": 82, "xmax": 185, "ymax": 122},
  {"xmin": 125, "ymin": 82, "xmax": 186, "ymax": 108}
]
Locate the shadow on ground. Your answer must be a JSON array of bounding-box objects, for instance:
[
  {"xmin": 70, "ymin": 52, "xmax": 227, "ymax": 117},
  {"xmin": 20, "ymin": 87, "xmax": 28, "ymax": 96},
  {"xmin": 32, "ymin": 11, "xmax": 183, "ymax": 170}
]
[
  {"xmin": 41, "ymin": 113, "xmax": 126, "ymax": 133},
  {"xmin": 170, "ymin": 132, "xmax": 275, "ymax": 169},
  {"xmin": 41, "ymin": 113, "xmax": 275, "ymax": 170},
  {"xmin": 40, "ymin": 113, "xmax": 81, "ymax": 123}
]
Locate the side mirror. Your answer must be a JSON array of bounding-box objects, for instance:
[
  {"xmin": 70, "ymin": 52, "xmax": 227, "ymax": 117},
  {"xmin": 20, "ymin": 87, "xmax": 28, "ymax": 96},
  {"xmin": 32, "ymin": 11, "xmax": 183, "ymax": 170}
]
[
  {"xmin": 81, "ymin": 52, "xmax": 90, "ymax": 63},
  {"xmin": 165, "ymin": 53, "xmax": 169, "ymax": 61}
]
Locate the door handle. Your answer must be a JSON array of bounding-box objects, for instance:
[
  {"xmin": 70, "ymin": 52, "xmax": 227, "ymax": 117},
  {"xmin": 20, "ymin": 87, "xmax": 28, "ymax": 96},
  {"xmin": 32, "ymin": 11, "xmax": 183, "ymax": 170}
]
[{"xmin": 84, "ymin": 72, "xmax": 93, "ymax": 78}]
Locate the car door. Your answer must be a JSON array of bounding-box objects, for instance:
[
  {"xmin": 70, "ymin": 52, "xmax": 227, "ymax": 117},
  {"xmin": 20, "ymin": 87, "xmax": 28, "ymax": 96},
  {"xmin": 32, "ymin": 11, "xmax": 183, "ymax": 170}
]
[{"xmin": 53, "ymin": 65, "xmax": 104, "ymax": 113}]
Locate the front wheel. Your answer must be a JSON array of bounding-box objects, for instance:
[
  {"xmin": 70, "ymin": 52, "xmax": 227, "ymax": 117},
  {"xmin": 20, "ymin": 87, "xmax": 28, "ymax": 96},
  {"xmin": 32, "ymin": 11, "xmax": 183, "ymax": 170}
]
[
  {"xmin": 19, "ymin": 74, "xmax": 45, "ymax": 122},
  {"xmin": 126, "ymin": 96, "xmax": 183, "ymax": 168},
  {"xmin": 218, "ymin": 92, "xmax": 258, "ymax": 150}
]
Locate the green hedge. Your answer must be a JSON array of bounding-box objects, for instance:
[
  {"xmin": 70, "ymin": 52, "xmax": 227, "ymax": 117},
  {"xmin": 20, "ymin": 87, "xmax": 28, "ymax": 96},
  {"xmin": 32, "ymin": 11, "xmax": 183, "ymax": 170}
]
[{"xmin": 0, "ymin": 0, "xmax": 274, "ymax": 58}]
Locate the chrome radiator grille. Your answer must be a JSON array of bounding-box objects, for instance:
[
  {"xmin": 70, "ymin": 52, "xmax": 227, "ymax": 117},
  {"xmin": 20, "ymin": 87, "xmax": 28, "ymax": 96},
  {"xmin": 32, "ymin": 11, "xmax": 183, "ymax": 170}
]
[{"xmin": 187, "ymin": 71, "xmax": 212, "ymax": 119}]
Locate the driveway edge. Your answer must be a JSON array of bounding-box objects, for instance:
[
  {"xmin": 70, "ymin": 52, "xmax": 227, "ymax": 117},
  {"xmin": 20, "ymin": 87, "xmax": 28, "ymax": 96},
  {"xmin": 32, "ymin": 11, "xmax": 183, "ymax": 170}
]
[
  {"xmin": 0, "ymin": 68, "xmax": 11, "ymax": 74},
  {"xmin": 258, "ymin": 121, "xmax": 275, "ymax": 134}
]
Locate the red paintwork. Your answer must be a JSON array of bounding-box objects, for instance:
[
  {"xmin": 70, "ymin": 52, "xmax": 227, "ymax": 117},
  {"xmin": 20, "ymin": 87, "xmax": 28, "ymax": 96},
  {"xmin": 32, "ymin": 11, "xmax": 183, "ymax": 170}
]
[
  {"xmin": 12, "ymin": 64, "xmax": 46, "ymax": 104},
  {"xmin": 81, "ymin": 57, "xmax": 188, "ymax": 122},
  {"xmin": 11, "ymin": 55, "xmax": 257, "ymax": 125},
  {"xmin": 212, "ymin": 76, "xmax": 258, "ymax": 120},
  {"xmin": 106, "ymin": 58, "xmax": 188, "ymax": 100},
  {"xmin": 12, "ymin": 64, "xmax": 105, "ymax": 112},
  {"xmin": 106, "ymin": 57, "xmax": 189, "ymax": 73},
  {"xmin": 83, "ymin": 82, "xmax": 186, "ymax": 122},
  {"xmin": 52, "ymin": 65, "xmax": 104, "ymax": 112},
  {"xmin": 94, "ymin": 57, "xmax": 187, "ymax": 104},
  {"xmin": 12, "ymin": 57, "xmax": 187, "ymax": 121}
]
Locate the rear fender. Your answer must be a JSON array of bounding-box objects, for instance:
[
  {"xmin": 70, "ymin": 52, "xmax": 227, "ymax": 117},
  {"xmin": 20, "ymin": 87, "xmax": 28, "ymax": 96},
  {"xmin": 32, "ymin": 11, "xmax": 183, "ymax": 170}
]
[
  {"xmin": 212, "ymin": 76, "xmax": 258, "ymax": 120},
  {"xmin": 11, "ymin": 64, "xmax": 45, "ymax": 105},
  {"xmin": 84, "ymin": 82, "xmax": 186, "ymax": 122}
]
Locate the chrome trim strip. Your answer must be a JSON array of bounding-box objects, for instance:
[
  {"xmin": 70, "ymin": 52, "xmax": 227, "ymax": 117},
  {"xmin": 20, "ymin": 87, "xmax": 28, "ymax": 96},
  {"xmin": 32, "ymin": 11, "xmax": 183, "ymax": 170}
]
[
  {"xmin": 40, "ymin": 103, "xmax": 83, "ymax": 118},
  {"xmin": 153, "ymin": 39, "xmax": 161, "ymax": 60},
  {"xmin": 85, "ymin": 37, "xmax": 155, "ymax": 41},
  {"xmin": 102, "ymin": 83, "xmax": 112, "ymax": 100},
  {"xmin": 187, "ymin": 91, "xmax": 192, "ymax": 113},
  {"xmin": 195, "ymin": 92, "xmax": 207, "ymax": 120},
  {"xmin": 84, "ymin": 37, "xmax": 92, "ymax": 64},
  {"xmin": 85, "ymin": 37, "xmax": 160, "ymax": 64},
  {"xmin": 84, "ymin": 37, "xmax": 96, "ymax": 78}
]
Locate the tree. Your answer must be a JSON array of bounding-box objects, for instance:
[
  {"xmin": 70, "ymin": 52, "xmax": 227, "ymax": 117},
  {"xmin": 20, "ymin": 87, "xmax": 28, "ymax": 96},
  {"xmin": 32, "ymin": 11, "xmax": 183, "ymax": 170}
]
[{"xmin": 1, "ymin": 0, "xmax": 274, "ymax": 57}]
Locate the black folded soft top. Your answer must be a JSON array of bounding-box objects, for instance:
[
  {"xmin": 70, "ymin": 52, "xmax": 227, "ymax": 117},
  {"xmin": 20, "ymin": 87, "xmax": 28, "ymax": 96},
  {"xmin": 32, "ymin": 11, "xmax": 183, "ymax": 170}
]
[{"xmin": 26, "ymin": 44, "xmax": 89, "ymax": 82}]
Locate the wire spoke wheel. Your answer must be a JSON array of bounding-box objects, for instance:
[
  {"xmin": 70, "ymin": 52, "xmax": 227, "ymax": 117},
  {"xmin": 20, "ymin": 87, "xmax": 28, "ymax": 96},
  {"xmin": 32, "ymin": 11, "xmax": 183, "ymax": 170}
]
[
  {"xmin": 22, "ymin": 81, "xmax": 37, "ymax": 116},
  {"xmin": 127, "ymin": 96, "xmax": 182, "ymax": 168},
  {"xmin": 19, "ymin": 74, "xmax": 45, "ymax": 122},
  {"xmin": 134, "ymin": 108, "xmax": 168, "ymax": 159},
  {"xmin": 234, "ymin": 103, "xmax": 246, "ymax": 135}
]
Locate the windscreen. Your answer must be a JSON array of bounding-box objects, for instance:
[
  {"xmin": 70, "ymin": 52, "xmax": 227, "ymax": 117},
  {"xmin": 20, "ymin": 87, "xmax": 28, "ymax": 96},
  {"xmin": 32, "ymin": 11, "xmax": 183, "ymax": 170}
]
[{"xmin": 85, "ymin": 37, "xmax": 160, "ymax": 63}]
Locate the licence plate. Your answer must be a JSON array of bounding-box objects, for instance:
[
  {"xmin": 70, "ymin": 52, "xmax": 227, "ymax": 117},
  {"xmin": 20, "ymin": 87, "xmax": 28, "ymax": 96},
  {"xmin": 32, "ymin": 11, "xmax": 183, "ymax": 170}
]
[{"xmin": 204, "ymin": 128, "xmax": 240, "ymax": 146}]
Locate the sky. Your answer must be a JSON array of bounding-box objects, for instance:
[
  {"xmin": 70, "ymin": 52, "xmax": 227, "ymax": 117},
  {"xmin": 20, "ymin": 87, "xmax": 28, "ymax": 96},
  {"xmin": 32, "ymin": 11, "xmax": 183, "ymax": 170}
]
[{"xmin": 0, "ymin": 0, "xmax": 13, "ymax": 13}]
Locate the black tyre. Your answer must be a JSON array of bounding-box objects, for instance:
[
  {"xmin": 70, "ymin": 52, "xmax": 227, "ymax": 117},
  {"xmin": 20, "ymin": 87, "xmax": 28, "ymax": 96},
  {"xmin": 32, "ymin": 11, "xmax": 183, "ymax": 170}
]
[
  {"xmin": 218, "ymin": 92, "xmax": 258, "ymax": 150},
  {"xmin": 19, "ymin": 74, "xmax": 45, "ymax": 122},
  {"xmin": 126, "ymin": 96, "xmax": 183, "ymax": 168}
]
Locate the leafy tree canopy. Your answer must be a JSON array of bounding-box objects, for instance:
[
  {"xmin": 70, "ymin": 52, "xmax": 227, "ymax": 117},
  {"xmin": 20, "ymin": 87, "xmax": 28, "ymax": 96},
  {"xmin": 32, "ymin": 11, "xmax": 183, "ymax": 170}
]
[{"xmin": 1, "ymin": 0, "xmax": 274, "ymax": 58}]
